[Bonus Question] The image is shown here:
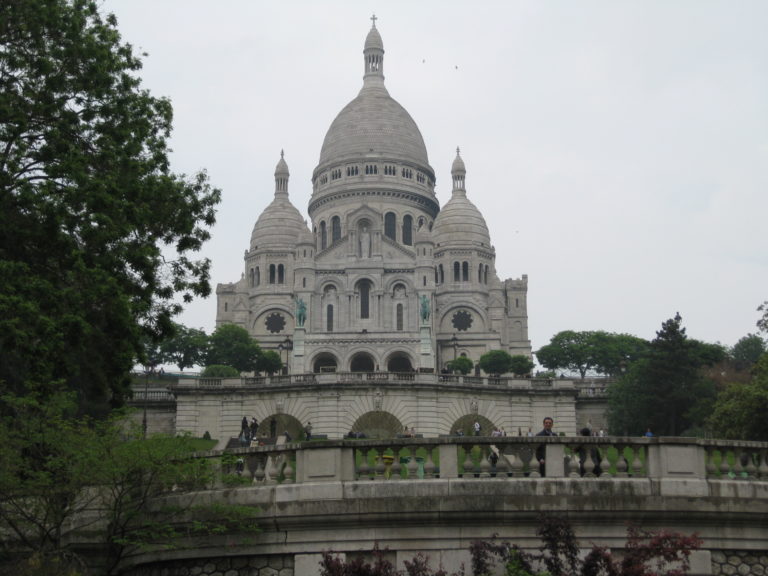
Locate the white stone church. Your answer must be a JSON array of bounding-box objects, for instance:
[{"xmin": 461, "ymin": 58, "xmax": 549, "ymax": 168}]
[{"xmin": 215, "ymin": 20, "xmax": 531, "ymax": 376}]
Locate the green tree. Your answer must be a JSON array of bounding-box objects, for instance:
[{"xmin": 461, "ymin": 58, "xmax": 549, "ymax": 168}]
[
  {"xmin": 201, "ymin": 364, "xmax": 240, "ymax": 378},
  {"xmin": 257, "ymin": 350, "xmax": 283, "ymax": 375},
  {"xmin": 447, "ymin": 356, "xmax": 474, "ymax": 375},
  {"xmin": 509, "ymin": 355, "xmax": 535, "ymax": 377},
  {"xmin": 536, "ymin": 331, "xmax": 648, "ymax": 378},
  {"xmin": 607, "ymin": 313, "xmax": 723, "ymax": 436},
  {"xmin": 730, "ymin": 333, "xmax": 766, "ymax": 372},
  {"xmin": 206, "ymin": 324, "xmax": 261, "ymax": 373},
  {"xmin": 758, "ymin": 301, "xmax": 768, "ymax": 334},
  {"xmin": 0, "ymin": 0, "xmax": 221, "ymax": 413},
  {"xmin": 478, "ymin": 350, "xmax": 514, "ymax": 376},
  {"xmin": 159, "ymin": 323, "xmax": 208, "ymax": 371},
  {"xmin": 708, "ymin": 353, "xmax": 768, "ymax": 441}
]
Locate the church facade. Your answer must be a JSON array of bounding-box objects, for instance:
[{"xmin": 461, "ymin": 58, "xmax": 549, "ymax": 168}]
[{"xmin": 215, "ymin": 20, "xmax": 531, "ymax": 375}]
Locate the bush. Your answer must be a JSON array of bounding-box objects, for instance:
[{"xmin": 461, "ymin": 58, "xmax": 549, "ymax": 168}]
[{"xmin": 201, "ymin": 365, "xmax": 240, "ymax": 377}]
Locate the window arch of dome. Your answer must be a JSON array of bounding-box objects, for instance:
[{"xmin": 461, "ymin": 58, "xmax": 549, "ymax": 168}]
[
  {"xmin": 319, "ymin": 221, "xmax": 327, "ymax": 250},
  {"xmin": 453, "ymin": 261, "xmax": 460, "ymax": 282},
  {"xmin": 269, "ymin": 264, "xmax": 276, "ymax": 284},
  {"xmin": 438, "ymin": 304, "xmax": 487, "ymax": 334},
  {"xmin": 462, "ymin": 261, "xmax": 469, "ymax": 282},
  {"xmin": 321, "ymin": 282, "xmax": 340, "ymax": 297},
  {"xmin": 385, "ymin": 278, "xmax": 411, "ymax": 296},
  {"xmin": 384, "ymin": 212, "xmax": 396, "ymax": 241},
  {"xmin": 331, "ymin": 216, "xmax": 341, "ymax": 243},
  {"xmin": 402, "ymin": 214, "xmax": 413, "ymax": 246},
  {"xmin": 355, "ymin": 278, "xmax": 374, "ymax": 320}
]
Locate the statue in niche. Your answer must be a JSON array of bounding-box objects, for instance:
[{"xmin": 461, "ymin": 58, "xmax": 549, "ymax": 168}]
[
  {"xmin": 359, "ymin": 226, "xmax": 371, "ymax": 258},
  {"xmin": 420, "ymin": 294, "xmax": 430, "ymax": 322},
  {"xmin": 295, "ymin": 297, "xmax": 306, "ymax": 327}
]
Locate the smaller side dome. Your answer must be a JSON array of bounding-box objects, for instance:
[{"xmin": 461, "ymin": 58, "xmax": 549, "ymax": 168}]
[
  {"xmin": 432, "ymin": 149, "xmax": 491, "ymax": 249},
  {"xmin": 250, "ymin": 152, "xmax": 309, "ymax": 251}
]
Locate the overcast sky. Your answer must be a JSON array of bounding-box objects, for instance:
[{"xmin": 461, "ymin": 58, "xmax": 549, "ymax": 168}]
[{"xmin": 103, "ymin": 0, "xmax": 768, "ymax": 353}]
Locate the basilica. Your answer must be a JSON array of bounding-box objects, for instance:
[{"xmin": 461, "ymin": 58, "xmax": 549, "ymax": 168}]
[{"xmin": 215, "ymin": 20, "xmax": 531, "ymax": 375}]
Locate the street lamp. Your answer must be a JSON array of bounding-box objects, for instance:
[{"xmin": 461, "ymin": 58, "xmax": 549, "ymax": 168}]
[
  {"xmin": 282, "ymin": 336, "xmax": 293, "ymax": 374},
  {"xmin": 142, "ymin": 368, "xmax": 150, "ymax": 438},
  {"xmin": 278, "ymin": 343, "xmax": 284, "ymax": 373},
  {"xmin": 451, "ymin": 334, "xmax": 458, "ymax": 362}
]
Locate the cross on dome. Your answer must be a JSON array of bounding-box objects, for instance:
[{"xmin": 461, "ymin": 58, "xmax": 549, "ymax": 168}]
[{"xmin": 370, "ymin": 14, "xmax": 377, "ymax": 27}]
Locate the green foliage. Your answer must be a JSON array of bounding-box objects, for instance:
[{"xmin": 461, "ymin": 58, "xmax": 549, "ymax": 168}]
[
  {"xmin": 758, "ymin": 301, "xmax": 768, "ymax": 334},
  {"xmin": 509, "ymin": 355, "xmax": 535, "ymax": 377},
  {"xmin": 708, "ymin": 353, "xmax": 768, "ymax": 440},
  {"xmin": 447, "ymin": 356, "xmax": 474, "ymax": 375},
  {"xmin": 159, "ymin": 323, "xmax": 208, "ymax": 371},
  {"xmin": 478, "ymin": 350, "xmax": 514, "ymax": 376},
  {"xmin": 205, "ymin": 324, "xmax": 261, "ymax": 373},
  {"xmin": 201, "ymin": 364, "xmax": 240, "ymax": 378},
  {"xmin": 730, "ymin": 333, "xmax": 766, "ymax": 371},
  {"xmin": 0, "ymin": 392, "xmax": 242, "ymax": 574},
  {"xmin": 607, "ymin": 313, "xmax": 722, "ymax": 436},
  {"xmin": 536, "ymin": 331, "xmax": 648, "ymax": 378},
  {"xmin": 0, "ymin": 0, "xmax": 221, "ymax": 414},
  {"xmin": 257, "ymin": 349, "xmax": 283, "ymax": 375}
]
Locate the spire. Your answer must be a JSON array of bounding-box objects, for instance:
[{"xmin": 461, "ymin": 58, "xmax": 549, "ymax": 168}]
[
  {"xmin": 274, "ymin": 150, "xmax": 289, "ymax": 198},
  {"xmin": 451, "ymin": 147, "xmax": 466, "ymax": 195},
  {"xmin": 362, "ymin": 15, "xmax": 385, "ymax": 91}
]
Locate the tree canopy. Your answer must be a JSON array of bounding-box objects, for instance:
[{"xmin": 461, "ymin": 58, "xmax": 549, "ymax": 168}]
[
  {"xmin": 447, "ymin": 356, "xmax": 474, "ymax": 375},
  {"xmin": 478, "ymin": 350, "xmax": 514, "ymax": 376},
  {"xmin": 607, "ymin": 313, "xmax": 725, "ymax": 436},
  {"xmin": 206, "ymin": 324, "xmax": 261, "ymax": 373},
  {"xmin": 0, "ymin": 0, "xmax": 221, "ymax": 413},
  {"xmin": 536, "ymin": 330, "xmax": 648, "ymax": 378},
  {"xmin": 509, "ymin": 355, "xmax": 535, "ymax": 377},
  {"xmin": 730, "ymin": 333, "xmax": 766, "ymax": 372},
  {"xmin": 708, "ymin": 353, "xmax": 768, "ymax": 441},
  {"xmin": 159, "ymin": 323, "xmax": 209, "ymax": 371}
]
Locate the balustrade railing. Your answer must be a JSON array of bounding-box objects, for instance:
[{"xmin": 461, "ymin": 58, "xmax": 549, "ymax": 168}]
[{"xmin": 202, "ymin": 437, "xmax": 768, "ymax": 487}]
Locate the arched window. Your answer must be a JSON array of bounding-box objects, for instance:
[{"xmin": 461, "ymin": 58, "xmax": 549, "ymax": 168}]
[
  {"xmin": 320, "ymin": 221, "xmax": 327, "ymax": 250},
  {"xmin": 249, "ymin": 268, "xmax": 254, "ymax": 287},
  {"xmin": 327, "ymin": 304, "xmax": 334, "ymax": 332},
  {"xmin": 269, "ymin": 264, "xmax": 276, "ymax": 284},
  {"xmin": 277, "ymin": 264, "xmax": 285, "ymax": 284},
  {"xmin": 402, "ymin": 215, "xmax": 413, "ymax": 245},
  {"xmin": 384, "ymin": 212, "xmax": 396, "ymax": 241},
  {"xmin": 423, "ymin": 275, "xmax": 426, "ymax": 286},
  {"xmin": 302, "ymin": 277, "xmax": 306, "ymax": 288},
  {"xmin": 462, "ymin": 261, "xmax": 469, "ymax": 282},
  {"xmin": 396, "ymin": 303, "xmax": 403, "ymax": 331},
  {"xmin": 255, "ymin": 266, "xmax": 260, "ymax": 286},
  {"xmin": 439, "ymin": 264, "xmax": 444, "ymax": 284},
  {"xmin": 358, "ymin": 280, "xmax": 371, "ymax": 319},
  {"xmin": 453, "ymin": 261, "xmax": 460, "ymax": 282},
  {"xmin": 478, "ymin": 263, "xmax": 483, "ymax": 283},
  {"xmin": 484, "ymin": 265, "xmax": 489, "ymax": 284},
  {"xmin": 331, "ymin": 216, "xmax": 341, "ymax": 243}
]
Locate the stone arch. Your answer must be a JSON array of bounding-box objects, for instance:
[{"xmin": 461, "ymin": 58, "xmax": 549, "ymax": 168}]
[
  {"xmin": 253, "ymin": 306, "xmax": 294, "ymax": 337},
  {"xmin": 258, "ymin": 413, "xmax": 303, "ymax": 441},
  {"xmin": 312, "ymin": 352, "xmax": 339, "ymax": 373},
  {"xmin": 350, "ymin": 351, "xmax": 376, "ymax": 372},
  {"xmin": 451, "ymin": 414, "xmax": 496, "ymax": 437},
  {"xmin": 348, "ymin": 411, "xmax": 402, "ymax": 440},
  {"xmin": 386, "ymin": 351, "xmax": 414, "ymax": 373}
]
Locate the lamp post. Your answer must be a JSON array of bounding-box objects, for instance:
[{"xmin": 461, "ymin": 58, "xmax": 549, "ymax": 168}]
[
  {"xmin": 282, "ymin": 336, "xmax": 293, "ymax": 374},
  {"xmin": 451, "ymin": 334, "xmax": 458, "ymax": 361},
  {"xmin": 278, "ymin": 343, "xmax": 284, "ymax": 373},
  {"xmin": 142, "ymin": 368, "xmax": 150, "ymax": 438}
]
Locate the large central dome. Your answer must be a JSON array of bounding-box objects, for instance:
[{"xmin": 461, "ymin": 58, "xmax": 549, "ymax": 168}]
[
  {"xmin": 319, "ymin": 91, "xmax": 429, "ymax": 167},
  {"xmin": 315, "ymin": 21, "xmax": 431, "ymax": 173}
]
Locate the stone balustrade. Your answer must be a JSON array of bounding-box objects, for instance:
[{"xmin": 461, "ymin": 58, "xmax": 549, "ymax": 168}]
[{"xmin": 199, "ymin": 436, "xmax": 768, "ymax": 487}]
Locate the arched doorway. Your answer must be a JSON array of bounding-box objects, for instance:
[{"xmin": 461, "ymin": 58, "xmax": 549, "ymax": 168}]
[
  {"xmin": 387, "ymin": 353, "xmax": 413, "ymax": 373},
  {"xmin": 348, "ymin": 411, "xmax": 402, "ymax": 440},
  {"xmin": 451, "ymin": 414, "xmax": 497, "ymax": 437},
  {"xmin": 350, "ymin": 352, "xmax": 375, "ymax": 372},
  {"xmin": 313, "ymin": 353, "xmax": 338, "ymax": 373},
  {"xmin": 256, "ymin": 414, "xmax": 304, "ymax": 441}
]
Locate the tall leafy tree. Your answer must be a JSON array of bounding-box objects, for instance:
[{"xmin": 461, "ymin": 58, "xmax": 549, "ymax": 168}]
[
  {"xmin": 536, "ymin": 331, "xmax": 647, "ymax": 378},
  {"xmin": 730, "ymin": 333, "xmax": 766, "ymax": 372},
  {"xmin": 509, "ymin": 355, "xmax": 535, "ymax": 377},
  {"xmin": 0, "ymin": 0, "xmax": 221, "ymax": 413},
  {"xmin": 206, "ymin": 324, "xmax": 261, "ymax": 373},
  {"xmin": 159, "ymin": 323, "xmax": 208, "ymax": 371},
  {"xmin": 607, "ymin": 313, "xmax": 724, "ymax": 436},
  {"xmin": 708, "ymin": 353, "xmax": 768, "ymax": 441}
]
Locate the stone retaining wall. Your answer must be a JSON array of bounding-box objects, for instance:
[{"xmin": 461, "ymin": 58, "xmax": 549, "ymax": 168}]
[
  {"xmin": 124, "ymin": 555, "xmax": 293, "ymax": 576},
  {"xmin": 712, "ymin": 551, "xmax": 768, "ymax": 576}
]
